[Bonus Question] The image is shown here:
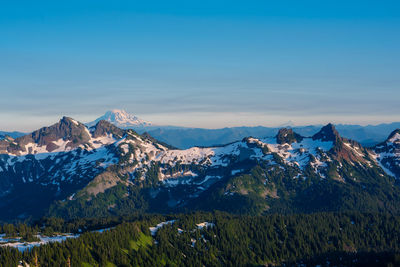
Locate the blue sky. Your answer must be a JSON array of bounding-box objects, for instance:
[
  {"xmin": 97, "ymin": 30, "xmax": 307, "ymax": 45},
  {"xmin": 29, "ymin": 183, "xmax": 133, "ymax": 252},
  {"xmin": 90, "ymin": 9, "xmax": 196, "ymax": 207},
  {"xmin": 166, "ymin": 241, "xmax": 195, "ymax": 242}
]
[{"xmin": 0, "ymin": 1, "xmax": 399, "ymax": 131}]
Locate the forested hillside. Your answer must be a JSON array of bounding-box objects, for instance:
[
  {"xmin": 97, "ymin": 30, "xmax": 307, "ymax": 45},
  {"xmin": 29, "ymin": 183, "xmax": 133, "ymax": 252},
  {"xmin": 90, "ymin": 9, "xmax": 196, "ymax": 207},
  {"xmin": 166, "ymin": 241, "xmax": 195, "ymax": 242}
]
[{"xmin": 1, "ymin": 212, "xmax": 400, "ymax": 266}]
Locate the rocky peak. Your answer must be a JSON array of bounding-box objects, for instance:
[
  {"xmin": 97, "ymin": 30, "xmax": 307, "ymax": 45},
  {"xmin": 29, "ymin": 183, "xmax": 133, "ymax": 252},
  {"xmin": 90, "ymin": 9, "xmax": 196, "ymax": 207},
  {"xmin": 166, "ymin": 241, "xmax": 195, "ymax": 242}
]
[
  {"xmin": 29, "ymin": 117, "xmax": 89, "ymax": 145},
  {"xmin": 276, "ymin": 128, "xmax": 303, "ymax": 144},
  {"xmin": 92, "ymin": 120, "xmax": 125, "ymax": 139},
  {"xmin": 313, "ymin": 124, "xmax": 371, "ymax": 162},
  {"xmin": 8, "ymin": 117, "xmax": 91, "ymax": 154},
  {"xmin": 312, "ymin": 123, "xmax": 341, "ymax": 143}
]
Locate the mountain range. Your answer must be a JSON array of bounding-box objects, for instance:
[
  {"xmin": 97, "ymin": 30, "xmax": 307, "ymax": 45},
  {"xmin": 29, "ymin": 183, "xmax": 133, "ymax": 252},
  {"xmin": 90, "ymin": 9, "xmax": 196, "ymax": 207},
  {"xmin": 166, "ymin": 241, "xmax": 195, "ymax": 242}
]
[
  {"xmin": 87, "ymin": 110, "xmax": 400, "ymax": 148},
  {"xmin": 3, "ymin": 110, "xmax": 400, "ymax": 149},
  {"xmin": 0, "ymin": 115, "xmax": 400, "ymax": 221}
]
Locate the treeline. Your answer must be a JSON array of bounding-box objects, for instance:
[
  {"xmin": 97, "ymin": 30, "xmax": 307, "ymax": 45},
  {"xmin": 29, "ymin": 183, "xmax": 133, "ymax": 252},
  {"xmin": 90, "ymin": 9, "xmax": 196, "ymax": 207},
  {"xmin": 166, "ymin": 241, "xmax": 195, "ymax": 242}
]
[
  {"xmin": 0, "ymin": 214, "xmax": 152, "ymax": 236},
  {"xmin": 1, "ymin": 212, "xmax": 400, "ymax": 266},
  {"xmin": 0, "ymin": 223, "xmax": 39, "ymax": 242}
]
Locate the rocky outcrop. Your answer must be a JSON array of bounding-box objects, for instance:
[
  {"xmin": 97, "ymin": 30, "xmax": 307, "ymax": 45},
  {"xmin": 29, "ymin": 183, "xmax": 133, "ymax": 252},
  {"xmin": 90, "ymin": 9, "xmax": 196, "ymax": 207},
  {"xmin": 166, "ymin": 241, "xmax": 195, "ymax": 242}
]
[
  {"xmin": 276, "ymin": 128, "xmax": 303, "ymax": 144},
  {"xmin": 92, "ymin": 120, "xmax": 125, "ymax": 139}
]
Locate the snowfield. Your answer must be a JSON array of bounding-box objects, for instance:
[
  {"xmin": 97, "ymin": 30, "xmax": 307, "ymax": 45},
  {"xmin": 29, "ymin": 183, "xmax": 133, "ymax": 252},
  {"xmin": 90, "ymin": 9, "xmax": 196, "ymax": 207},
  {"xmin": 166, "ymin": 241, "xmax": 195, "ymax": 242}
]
[{"xmin": 1, "ymin": 119, "xmax": 399, "ymax": 194}]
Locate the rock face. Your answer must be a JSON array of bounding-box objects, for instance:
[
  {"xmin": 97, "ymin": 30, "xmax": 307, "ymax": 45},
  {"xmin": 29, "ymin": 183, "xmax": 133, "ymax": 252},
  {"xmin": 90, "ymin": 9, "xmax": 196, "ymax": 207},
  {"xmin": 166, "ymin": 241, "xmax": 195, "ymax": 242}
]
[
  {"xmin": 373, "ymin": 129, "xmax": 400, "ymax": 178},
  {"xmin": 312, "ymin": 123, "xmax": 368, "ymax": 162},
  {"xmin": 0, "ymin": 117, "xmax": 91, "ymax": 155},
  {"xmin": 91, "ymin": 120, "xmax": 124, "ymax": 139},
  {"xmin": 388, "ymin": 129, "xmax": 400, "ymax": 142},
  {"xmin": 312, "ymin": 123, "xmax": 341, "ymax": 143},
  {"xmin": 1, "ymin": 119, "xmax": 400, "ymax": 220},
  {"xmin": 276, "ymin": 128, "xmax": 303, "ymax": 144}
]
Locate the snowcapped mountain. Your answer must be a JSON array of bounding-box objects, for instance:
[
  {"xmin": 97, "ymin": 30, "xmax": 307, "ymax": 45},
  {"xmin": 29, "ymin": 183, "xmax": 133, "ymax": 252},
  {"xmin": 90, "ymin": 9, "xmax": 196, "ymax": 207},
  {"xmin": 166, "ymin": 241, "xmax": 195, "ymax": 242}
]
[
  {"xmin": 0, "ymin": 118, "xmax": 125, "ymax": 219},
  {"xmin": 86, "ymin": 109, "xmax": 151, "ymax": 128},
  {"xmin": 1, "ymin": 118, "xmax": 400, "ymax": 220}
]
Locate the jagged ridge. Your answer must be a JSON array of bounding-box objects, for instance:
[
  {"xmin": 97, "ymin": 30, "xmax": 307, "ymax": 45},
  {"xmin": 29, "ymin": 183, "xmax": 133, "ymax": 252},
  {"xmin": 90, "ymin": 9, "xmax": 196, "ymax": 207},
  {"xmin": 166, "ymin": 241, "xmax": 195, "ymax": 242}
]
[{"xmin": 0, "ymin": 119, "xmax": 400, "ymax": 220}]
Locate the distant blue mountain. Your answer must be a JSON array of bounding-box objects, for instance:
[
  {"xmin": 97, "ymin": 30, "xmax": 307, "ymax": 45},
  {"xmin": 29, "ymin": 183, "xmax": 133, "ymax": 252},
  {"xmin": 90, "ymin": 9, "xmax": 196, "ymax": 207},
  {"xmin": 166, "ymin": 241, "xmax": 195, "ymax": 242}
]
[
  {"xmin": 0, "ymin": 131, "xmax": 26, "ymax": 140},
  {"xmin": 135, "ymin": 123, "xmax": 400, "ymax": 149},
  {"xmin": 335, "ymin": 123, "xmax": 400, "ymax": 147},
  {"xmin": 88, "ymin": 110, "xmax": 400, "ymax": 149}
]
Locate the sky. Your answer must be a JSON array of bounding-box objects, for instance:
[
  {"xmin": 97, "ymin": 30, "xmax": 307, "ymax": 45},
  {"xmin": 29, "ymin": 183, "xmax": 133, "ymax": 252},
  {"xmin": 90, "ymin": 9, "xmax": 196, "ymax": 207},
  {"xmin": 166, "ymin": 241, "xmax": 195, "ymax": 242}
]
[{"xmin": 0, "ymin": 0, "xmax": 399, "ymax": 131}]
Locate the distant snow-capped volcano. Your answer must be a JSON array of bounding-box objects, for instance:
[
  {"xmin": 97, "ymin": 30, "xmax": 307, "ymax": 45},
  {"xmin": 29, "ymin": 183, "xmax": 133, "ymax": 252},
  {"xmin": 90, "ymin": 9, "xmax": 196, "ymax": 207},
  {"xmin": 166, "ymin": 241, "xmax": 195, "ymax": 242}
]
[{"xmin": 86, "ymin": 109, "xmax": 152, "ymax": 128}]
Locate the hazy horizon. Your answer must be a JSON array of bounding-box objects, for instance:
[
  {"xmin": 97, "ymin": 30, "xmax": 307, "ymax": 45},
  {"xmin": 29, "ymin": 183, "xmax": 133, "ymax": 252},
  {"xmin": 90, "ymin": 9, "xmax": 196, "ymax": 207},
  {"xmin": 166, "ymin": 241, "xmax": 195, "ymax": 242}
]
[{"xmin": 2, "ymin": 109, "xmax": 400, "ymax": 132}]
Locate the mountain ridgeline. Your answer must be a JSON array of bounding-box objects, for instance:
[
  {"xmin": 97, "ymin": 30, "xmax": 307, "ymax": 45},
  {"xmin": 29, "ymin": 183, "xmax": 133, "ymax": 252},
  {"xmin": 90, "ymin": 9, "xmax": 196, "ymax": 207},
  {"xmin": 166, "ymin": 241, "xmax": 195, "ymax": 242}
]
[
  {"xmin": 0, "ymin": 117, "xmax": 400, "ymax": 221},
  {"xmin": 86, "ymin": 110, "xmax": 400, "ymax": 148}
]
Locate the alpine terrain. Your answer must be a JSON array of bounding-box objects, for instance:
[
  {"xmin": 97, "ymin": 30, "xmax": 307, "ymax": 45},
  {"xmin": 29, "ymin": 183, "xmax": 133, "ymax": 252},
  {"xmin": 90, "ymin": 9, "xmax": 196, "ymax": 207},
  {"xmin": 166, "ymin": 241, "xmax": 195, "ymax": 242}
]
[{"xmin": 1, "ymin": 117, "xmax": 400, "ymax": 221}]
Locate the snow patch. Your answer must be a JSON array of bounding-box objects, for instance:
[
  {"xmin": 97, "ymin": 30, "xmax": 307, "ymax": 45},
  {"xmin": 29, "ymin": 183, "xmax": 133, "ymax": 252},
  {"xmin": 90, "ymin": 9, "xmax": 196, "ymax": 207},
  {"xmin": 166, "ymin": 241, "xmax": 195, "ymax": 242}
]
[
  {"xmin": 196, "ymin": 222, "xmax": 215, "ymax": 229},
  {"xmin": 149, "ymin": 220, "xmax": 175, "ymax": 236}
]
